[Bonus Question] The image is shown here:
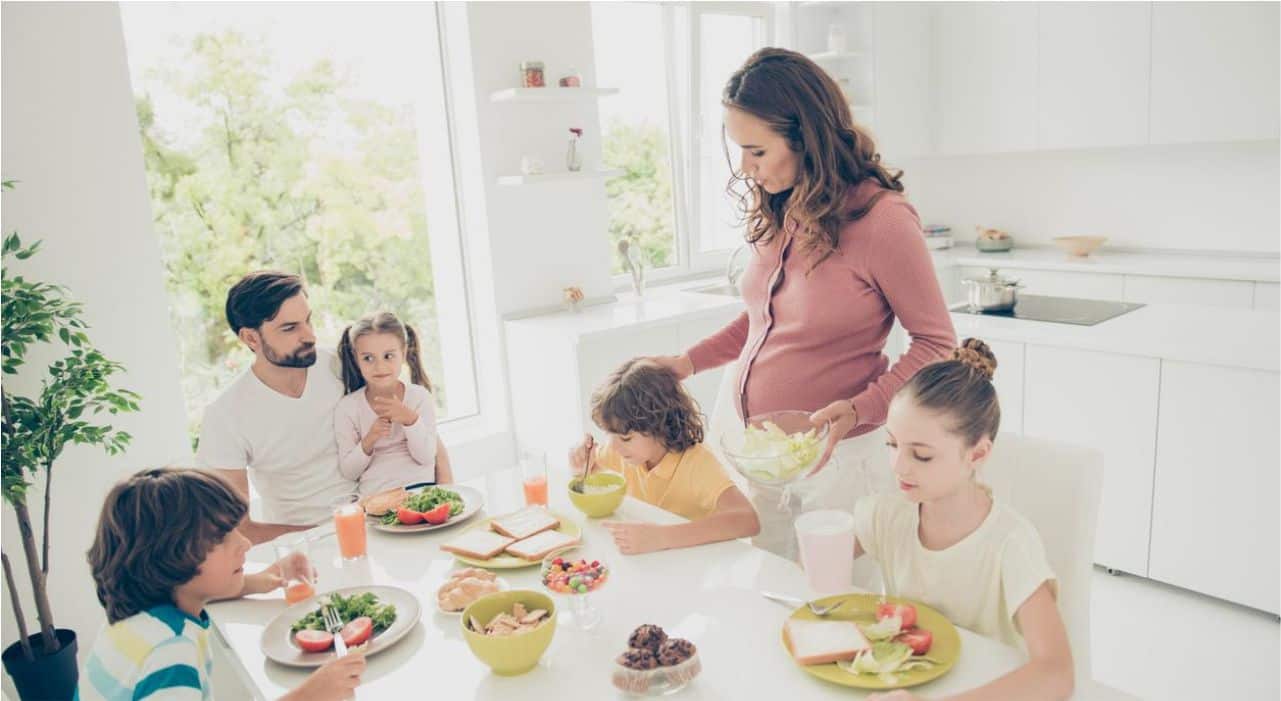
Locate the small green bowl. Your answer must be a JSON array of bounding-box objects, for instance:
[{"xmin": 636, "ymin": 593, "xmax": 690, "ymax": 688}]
[
  {"xmin": 567, "ymin": 472, "xmax": 626, "ymax": 518},
  {"xmin": 461, "ymin": 590, "xmax": 557, "ymax": 675}
]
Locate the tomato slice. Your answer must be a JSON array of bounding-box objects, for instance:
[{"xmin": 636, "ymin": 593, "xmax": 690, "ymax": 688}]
[
  {"xmin": 294, "ymin": 629, "xmax": 334, "ymax": 653},
  {"xmin": 876, "ymin": 602, "xmax": 918, "ymax": 629},
  {"xmin": 340, "ymin": 616, "xmax": 374, "ymax": 647},
  {"xmin": 421, "ymin": 502, "xmax": 452, "ymax": 525},
  {"xmin": 396, "ymin": 506, "xmax": 423, "ymax": 525},
  {"xmin": 896, "ymin": 628, "xmax": 933, "ymax": 655}
]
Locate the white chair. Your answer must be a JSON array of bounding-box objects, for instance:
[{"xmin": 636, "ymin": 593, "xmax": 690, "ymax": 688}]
[{"xmin": 981, "ymin": 434, "xmax": 1104, "ymax": 684}]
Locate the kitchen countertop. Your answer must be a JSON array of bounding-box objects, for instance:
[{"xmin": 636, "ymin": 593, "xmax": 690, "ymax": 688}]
[
  {"xmin": 951, "ymin": 302, "xmax": 1279, "ymax": 373},
  {"xmin": 505, "ymin": 279, "xmax": 743, "ymax": 339},
  {"xmin": 933, "ymin": 247, "xmax": 1279, "ymax": 283}
]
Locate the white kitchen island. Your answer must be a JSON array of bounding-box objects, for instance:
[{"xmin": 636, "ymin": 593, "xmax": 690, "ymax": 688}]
[{"xmin": 949, "ymin": 301, "xmax": 1279, "ymax": 614}]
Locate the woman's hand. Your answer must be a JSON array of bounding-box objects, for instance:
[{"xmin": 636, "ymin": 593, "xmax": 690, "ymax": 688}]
[
  {"xmin": 808, "ymin": 400, "xmax": 859, "ymax": 475},
  {"xmin": 361, "ymin": 417, "xmax": 392, "ymax": 454},
  {"xmin": 648, "ymin": 354, "xmax": 694, "ymax": 381},
  {"xmin": 372, "ymin": 395, "xmax": 418, "ymax": 426}
]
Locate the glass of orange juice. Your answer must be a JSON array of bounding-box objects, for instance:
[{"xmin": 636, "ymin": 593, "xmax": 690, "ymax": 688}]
[
  {"xmin": 274, "ymin": 535, "xmax": 316, "ymax": 604},
  {"xmin": 331, "ymin": 493, "xmax": 368, "ymax": 560},
  {"xmin": 520, "ymin": 450, "xmax": 548, "ymax": 506}
]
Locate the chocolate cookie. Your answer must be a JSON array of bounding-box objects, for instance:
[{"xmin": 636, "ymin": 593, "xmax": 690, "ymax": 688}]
[
  {"xmin": 627, "ymin": 624, "xmax": 668, "ymax": 654},
  {"xmin": 657, "ymin": 637, "xmax": 697, "ymax": 666},
  {"xmin": 617, "ymin": 647, "xmax": 659, "ymax": 670}
]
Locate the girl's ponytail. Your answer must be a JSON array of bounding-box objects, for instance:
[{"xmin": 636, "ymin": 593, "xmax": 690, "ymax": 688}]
[
  {"xmin": 337, "ymin": 326, "xmax": 364, "ymax": 394},
  {"xmin": 403, "ymin": 323, "xmax": 433, "ymax": 393}
]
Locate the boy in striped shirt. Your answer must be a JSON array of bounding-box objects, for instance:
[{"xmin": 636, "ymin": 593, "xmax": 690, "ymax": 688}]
[{"xmin": 79, "ymin": 468, "xmax": 364, "ymax": 701}]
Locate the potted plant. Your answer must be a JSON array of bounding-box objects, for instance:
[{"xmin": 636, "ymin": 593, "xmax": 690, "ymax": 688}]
[{"xmin": 1, "ymin": 184, "xmax": 141, "ymax": 700}]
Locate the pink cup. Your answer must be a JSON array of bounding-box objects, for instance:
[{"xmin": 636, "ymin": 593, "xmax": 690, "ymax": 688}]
[{"xmin": 795, "ymin": 510, "xmax": 856, "ymax": 595}]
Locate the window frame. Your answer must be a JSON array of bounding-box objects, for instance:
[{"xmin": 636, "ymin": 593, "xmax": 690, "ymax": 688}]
[{"xmin": 605, "ymin": 1, "xmax": 773, "ymax": 291}]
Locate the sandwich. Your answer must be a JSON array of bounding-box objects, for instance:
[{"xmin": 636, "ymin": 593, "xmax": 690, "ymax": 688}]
[
  {"xmin": 441, "ymin": 530, "xmax": 516, "ymax": 560},
  {"xmin": 490, "ymin": 506, "xmax": 560, "ymax": 540},
  {"xmin": 503, "ymin": 528, "xmax": 581, "ymax": 561},
  {"xmin": 783, "ymin": 619, "xmax": 871, "ymax": 665}
]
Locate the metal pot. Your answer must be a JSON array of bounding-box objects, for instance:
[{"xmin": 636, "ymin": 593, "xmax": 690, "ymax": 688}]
[{"xmin": 961, "ymin": 268, "xmax": 1022, "ymax": 312}]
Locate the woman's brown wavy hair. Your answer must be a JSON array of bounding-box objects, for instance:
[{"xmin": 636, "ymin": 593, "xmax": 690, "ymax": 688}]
[
  {"xmin": 722, "ymin": 47, "xmax": 905, "ymax": 270},
  {"xmin": 87, "ymin": 468, "xmax": 247, "ymax": 623},
  {"xmin": 590, "ymin": 359, "xmax": 704, "ymax": 453}
]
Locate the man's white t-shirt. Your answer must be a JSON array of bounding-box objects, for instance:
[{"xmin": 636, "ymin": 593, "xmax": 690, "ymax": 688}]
[{"xmin": 196, "ymin": 349, "xmax": 356, "ymax": 525}]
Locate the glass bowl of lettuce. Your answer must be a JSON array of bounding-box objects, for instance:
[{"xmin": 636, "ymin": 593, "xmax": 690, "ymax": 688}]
[{"xmin": 720, "ymin": 410, "xmax": 830, "ymax": 487}]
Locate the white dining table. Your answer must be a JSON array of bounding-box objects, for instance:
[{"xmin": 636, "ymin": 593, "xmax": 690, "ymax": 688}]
[{"xmin": 208, "ymin": 469, "xmax": 1131, "ymax": 700}]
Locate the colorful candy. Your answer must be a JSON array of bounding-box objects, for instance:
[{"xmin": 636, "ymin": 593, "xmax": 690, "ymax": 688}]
[{"xmin": 541, "ymin": 556, "xmax": 609, "ymax": 594}]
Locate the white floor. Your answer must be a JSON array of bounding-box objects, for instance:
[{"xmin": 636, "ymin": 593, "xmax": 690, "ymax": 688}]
[{"xmin": 1090, "ymin": 567, "xmax": 1279, "ymax": 700}]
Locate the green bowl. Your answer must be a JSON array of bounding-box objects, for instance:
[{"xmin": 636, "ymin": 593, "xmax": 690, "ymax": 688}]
[
  {"xmin": 567, "ymin": 472, "xmax": 626, "ymax": 518},
  {"xmin": 461, "ymin": 590, "xmax": 557, "ymax": 675}
]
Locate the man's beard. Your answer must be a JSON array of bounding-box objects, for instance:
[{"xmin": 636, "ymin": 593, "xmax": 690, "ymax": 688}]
[{"xmin": 263, "ymin": 341, "xmax": 317, "ymax": 368}]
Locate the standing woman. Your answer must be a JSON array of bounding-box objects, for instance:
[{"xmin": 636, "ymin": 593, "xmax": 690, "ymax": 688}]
[{"xmin": 654, "ymin": 48, "xmax": 956, "ymax": 559}]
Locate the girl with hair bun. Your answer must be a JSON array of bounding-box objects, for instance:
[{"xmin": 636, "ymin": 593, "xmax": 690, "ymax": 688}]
[{"xmin": 853, "ymin": 339, "xmax": 1076, "ymax": 701}]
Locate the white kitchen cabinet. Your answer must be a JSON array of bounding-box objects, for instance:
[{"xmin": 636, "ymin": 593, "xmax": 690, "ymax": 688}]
[
  {"xmin": 959, "ymin": 266, "xmax": 1125, "ymax": 301},
  {"xmin": 986, "ymin": 339, "xmax": 1024, "ymax": 435},
  {"xmin": 1036, "ymin": 2, "xmax": 1150, "ymax": 149},
  {"xmin": 1254, "ymin": 282, "xmax": 1281, "ymax": 310},
  {"xmin": 1148, "ymin": 362, "xmax": 1279, "ymax": 613},
  {"xmin": 1023, "ymin": 345, "xmax": 1160, "ymax": 575},
  {"xmin": 1122, "ymin": 275, "xmax": 1255, "ymax": 308},
  {"xmin": 1149, "ymin": 2, "xmax": 1281, "ymax": 144},
  {"xmin": 934, "ymin": 2, "xmax": 1038, "ymax": 155}
]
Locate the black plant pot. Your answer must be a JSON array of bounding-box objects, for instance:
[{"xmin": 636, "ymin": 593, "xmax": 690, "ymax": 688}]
[{"xmin": 2, "ymin": 629, "xmax": 79, "ymax": 701}]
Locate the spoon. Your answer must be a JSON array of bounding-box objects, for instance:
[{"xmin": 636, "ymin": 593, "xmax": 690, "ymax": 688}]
[{"xmin": 570, "ymin": 435, "xmax": 596, "ymax": 493}]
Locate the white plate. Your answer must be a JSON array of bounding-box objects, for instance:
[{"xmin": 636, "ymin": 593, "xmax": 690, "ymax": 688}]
[
  {"xmin": 260, "ymin": 585, "xmax": 421, "ymax": 668},
  {"xmin": 369, "ymin": 484, "xmax": 484, "ymax": 533},
  {"xmin": 435, "ymin": 576, "xmax": 509, "ymax": 616}
]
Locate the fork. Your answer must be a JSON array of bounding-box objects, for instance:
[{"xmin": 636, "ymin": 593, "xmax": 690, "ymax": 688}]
[
  {"xmin": 322, "ymin": 602, "xmax": 348, "ymax": 658},
  {"xmin": 760, "ymin": 591, "xmax": 846, "ymax": 616}
]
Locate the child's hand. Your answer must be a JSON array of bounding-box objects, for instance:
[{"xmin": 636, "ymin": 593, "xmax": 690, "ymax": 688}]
[
  {"xmin": 287, "ymin": 651, "xmax": 366, "ymax": 701},
  {"xmin": 361, "ymin": 417, "xmax": 393, "ymax": 454},
  {"xmin": 568, "ymin": 434, "xmax": 597, "ymax": 477},
  {"xmin": 372, "ymin": 395, "xmax": 418, "ymax": 426},
  {"xmin": 241, "ymin": 569, "xmax": 283, "ymax": 596},
  {"xmin": 602, "ymin": 520, "xmax": 668, "ymax": 555}
]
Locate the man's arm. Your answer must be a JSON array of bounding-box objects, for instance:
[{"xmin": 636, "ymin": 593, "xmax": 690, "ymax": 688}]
[{"xmin": 215, "ymin": 468, "xmax": 312, "ymax": 545}]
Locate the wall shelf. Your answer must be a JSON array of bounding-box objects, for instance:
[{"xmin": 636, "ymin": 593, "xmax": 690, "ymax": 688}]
[
  {"xmin": 490, "ymin": 87, "xmax": 619, "ymax": 104},
  {"xmin": 497, "ymin": 169, "xmax": 624, "ymax": 186}
]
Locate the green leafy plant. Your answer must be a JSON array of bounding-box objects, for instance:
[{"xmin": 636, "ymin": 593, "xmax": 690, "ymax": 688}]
[{"xmin": 1, "ymin": 182, "xmax": 141, "ymax": 659}]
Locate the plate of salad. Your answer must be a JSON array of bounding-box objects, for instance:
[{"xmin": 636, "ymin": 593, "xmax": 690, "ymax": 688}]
[
  {"xmin": 370, "ymin": 484, "xmax": 483, "ymax": 533},
  {"xmin": 781, "ymin": 593, "xmax": 960, "ymax": 690},
  {"xmin": 720, "ymin": 410, "xmax": 830, "ymax": 486},
  {"xmin": 260, "ymin": 586, "xmax": 420, "ymax": 667}
]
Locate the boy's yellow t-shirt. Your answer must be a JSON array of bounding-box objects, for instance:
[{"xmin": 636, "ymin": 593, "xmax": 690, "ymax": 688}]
[{"xmin": 595, "ymin": 443, "xmax": 735, "ymax": 521}]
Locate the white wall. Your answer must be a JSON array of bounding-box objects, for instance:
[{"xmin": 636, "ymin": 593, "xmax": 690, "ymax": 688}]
[
  {"xmin": 898, "ymin": 140, "xmax": 1281, "ymax": 254},
  {"xmin": 1, "ymin": 0, "xmax": 192, "ymax": 672},
  {"xmin": 463, "ymin": 1, "xmax": 617, "ymax": 318}
]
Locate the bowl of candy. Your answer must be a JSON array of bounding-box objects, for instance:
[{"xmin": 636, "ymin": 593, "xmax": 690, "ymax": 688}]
[
  {"xmin": 540, "ymin": 545, "xmax": 610, "ymax": 631},
  {"xmin": 720, "ymin": 410, "xmax": 830, "ymax": 487},
  {"xmin": 612, "ymin": 624, "xmax": 702, "ymax": 696}
]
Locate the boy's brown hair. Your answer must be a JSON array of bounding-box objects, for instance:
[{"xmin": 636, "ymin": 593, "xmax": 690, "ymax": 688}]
[
  {"xmin": 590, "ymin": 359, "xmax": 704, "ymax": 452},
  {"xmin": 87, "ymin": 468, "xmax": 247, "ymax": 623}
]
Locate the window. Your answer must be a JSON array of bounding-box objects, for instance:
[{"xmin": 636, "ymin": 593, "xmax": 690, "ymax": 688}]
[
  {"xmin": 592, "ymin": 2, "xmax": 771, "ymax": 281},
  {"xmin": 120, "ymin": 2, "xmax": 478, "ymax": 441}
]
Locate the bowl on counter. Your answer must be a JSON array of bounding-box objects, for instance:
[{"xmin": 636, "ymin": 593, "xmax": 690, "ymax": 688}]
[
  {"xmin": 1053, "ymin": 236, "xmax": 1107, "ymax": 257},
  {"xmin": 975, "ymin": 236, "xmax": 1014, "ymax": 253},
  {"xmin": 567, "ymin": 471, "xmax": 626, "ymax": 518},
  {"xmin": 461, "ymin": 590, "xmax": 557, "ymax": 675}
]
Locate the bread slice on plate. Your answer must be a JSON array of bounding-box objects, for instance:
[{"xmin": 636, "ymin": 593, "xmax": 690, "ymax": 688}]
[
  {"xmin": 490, "ymin": 506, "xmax": 560, "ymax": 540},
  {"xmin": 441, "ymin": 530, "xmax": 516, "ymax": 560},
  {"xmin": 503, "ymin": 529, "xmax": 581, "ymax": 561},
  {"xmin": 783, "ymin": 618, "xmax": 871, "ymax": 665}
]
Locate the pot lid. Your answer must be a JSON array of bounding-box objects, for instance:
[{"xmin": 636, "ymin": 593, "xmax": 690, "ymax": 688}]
[{"xmin": 963, "ymin": 268, "xmax": 1020, "ymax": 286}]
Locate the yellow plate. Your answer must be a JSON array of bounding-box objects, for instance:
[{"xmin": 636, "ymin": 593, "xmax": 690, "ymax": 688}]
[
  {"xmin": 449, "ymin": 511, "xmax": 583, "ymax": 569},
  {"xmin": 781, "ymin": 593, "xmax": 961, "ymax": 690}
]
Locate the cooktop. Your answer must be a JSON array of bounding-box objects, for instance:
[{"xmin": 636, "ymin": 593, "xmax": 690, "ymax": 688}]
[{"xmin": 950, "ymin": 294, "xmax": 1144, "ymax": 326}]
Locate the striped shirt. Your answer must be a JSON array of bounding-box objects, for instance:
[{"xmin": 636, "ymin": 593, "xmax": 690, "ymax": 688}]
[{"xmin": 77, "ymin": 605, "xmax": 213, "ymax": 701}]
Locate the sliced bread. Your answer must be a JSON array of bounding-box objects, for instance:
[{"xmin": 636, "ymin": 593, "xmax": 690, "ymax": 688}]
[
  {"xmin": 503, "ymin": 529, "xmax": 580, "ymax": 561},
  {"xmin": 783, "ymin": 618, "xmax": 871, "ymax": 665},
  {"xmin": 441, "ymin": 529, "xmax": 516, "ymax": 560},
  {"xmin": 490, "ymin": 506, "xmax": 560, "ymax": 540}
]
